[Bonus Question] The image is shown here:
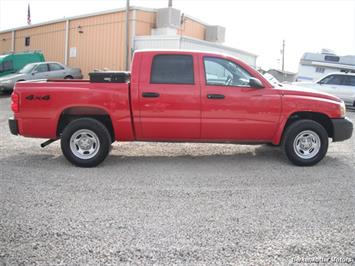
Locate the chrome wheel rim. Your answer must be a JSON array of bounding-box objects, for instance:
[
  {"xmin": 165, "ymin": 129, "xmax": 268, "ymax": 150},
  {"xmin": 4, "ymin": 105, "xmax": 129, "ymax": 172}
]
[
  {"xmin": 293, "ymin": 130, "xmax": 321, "ymax": 159},
  {"xmin": 70, "ymin": 129, "xmax": 100, "ymax": 159}
]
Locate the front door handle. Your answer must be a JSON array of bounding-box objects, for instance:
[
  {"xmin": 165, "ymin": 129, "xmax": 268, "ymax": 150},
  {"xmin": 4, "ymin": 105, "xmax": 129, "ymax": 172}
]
[
  {"xmin": 207, "ymin": 94, "xmax": 225, "ymax": 99},
  {"xmin": 142, "ymin": 92, "xmax": 160, "ymax": 98}
]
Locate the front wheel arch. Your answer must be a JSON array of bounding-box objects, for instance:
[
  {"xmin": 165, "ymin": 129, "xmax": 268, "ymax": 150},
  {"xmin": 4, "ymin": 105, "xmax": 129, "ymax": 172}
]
[{"xmin": 273, "ymin": 111, "xmax": 333, "ymax": 145}]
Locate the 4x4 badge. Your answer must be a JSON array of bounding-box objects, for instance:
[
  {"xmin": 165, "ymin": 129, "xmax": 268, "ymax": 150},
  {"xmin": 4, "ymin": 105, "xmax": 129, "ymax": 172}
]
[{"xmin": 26, "ymin": 95, "xmax": 50, "ymax": 101}]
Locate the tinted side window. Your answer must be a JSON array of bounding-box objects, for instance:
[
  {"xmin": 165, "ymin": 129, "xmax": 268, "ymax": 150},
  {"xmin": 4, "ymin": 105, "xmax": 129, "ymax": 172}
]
[
  {"xmin": 349, "ymin": 76, "xmax": 355, "ymax": 86},
  {"xmin": 150, "ymin": 54, "xmax": 194, "ymax": 84},
  {"xmin": 49, "ymin": 63, "xmax": 64, "ymax": 71},
  {"xmin": 321, "ymin": 75, "xmax": 343, "ymax": 85},
  {"xmin": 25, "ymin": 37, "xmax": 30, "ymax": 46},
  {"xmin": 35, "ymin": 64, "xmax": 49, "ymax": 73},
  {"xmin": 3, "ymin": 60, "xmax": 13, "ymax": 71}
]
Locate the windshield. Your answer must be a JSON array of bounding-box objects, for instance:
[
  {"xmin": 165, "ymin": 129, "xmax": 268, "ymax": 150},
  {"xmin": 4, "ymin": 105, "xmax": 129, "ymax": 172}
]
[{"xmin": 18, "ymin": 63, "xmax": 36, "ymax": 74}]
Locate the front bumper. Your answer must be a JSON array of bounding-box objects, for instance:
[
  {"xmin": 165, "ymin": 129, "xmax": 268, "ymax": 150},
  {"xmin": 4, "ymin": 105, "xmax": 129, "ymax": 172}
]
[
  {"xmin": 331, "ymin": 117, "xmax": 353, "ymax": 142},
  {"xmin": 8, "ymin": 118, "xmax": 19, "ymax": 135}
]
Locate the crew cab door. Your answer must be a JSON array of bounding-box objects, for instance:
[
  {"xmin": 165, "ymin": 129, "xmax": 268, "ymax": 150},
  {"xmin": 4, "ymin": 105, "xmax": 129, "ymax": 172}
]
[
  {"xmin": 137, "ymin": 53, "xmax": 201, "ymax": 140},
  {"xmin": 199, "ymin": 55, "xmax": 281, "ymax": 141}
]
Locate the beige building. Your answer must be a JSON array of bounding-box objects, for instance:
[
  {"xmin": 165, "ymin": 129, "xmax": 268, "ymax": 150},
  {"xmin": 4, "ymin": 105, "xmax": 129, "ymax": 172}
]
[{"xmin": 0, "ymin": 6, "xmax": 257, "ymax": 78}]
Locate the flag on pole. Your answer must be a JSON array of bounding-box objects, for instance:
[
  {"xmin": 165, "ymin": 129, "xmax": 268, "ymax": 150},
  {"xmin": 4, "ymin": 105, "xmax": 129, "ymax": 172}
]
[{"xmin": 27, "ymin": 4, "xmax": 31, "ymax": 25}]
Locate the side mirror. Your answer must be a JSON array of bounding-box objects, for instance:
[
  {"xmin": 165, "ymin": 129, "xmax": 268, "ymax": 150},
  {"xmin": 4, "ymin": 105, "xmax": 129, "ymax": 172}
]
[
  {"xmin": 249, "ymin": 77, "xmax": 264, "ymax": 88},
  {"xmin": 32, "ymin": 71, "xmax": 37, "ymax": 75}
]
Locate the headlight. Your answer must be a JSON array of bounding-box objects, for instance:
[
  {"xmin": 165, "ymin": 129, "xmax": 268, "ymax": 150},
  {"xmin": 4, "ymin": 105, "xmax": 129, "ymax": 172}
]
[{"xmin": 339, "ymin": 102, "xmax": 346, "ymax": 118}]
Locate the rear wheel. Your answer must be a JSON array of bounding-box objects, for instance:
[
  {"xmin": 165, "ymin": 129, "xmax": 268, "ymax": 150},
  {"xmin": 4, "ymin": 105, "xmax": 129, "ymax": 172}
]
[
  {"xmin": 283, "ymin": 119, "xmax": 328, "ymax": 166},
  {"xmin": 64, "ymin": 75, "xmax": 73, "ymax": 79},
  {"xmin": 61, "ymin": 118, "xmax": 111, "ymax": 167}
]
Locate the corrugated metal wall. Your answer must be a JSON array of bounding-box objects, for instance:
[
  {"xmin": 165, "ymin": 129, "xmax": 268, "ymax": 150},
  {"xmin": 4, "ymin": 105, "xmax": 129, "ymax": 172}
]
[
  {"xmin": 68, "ymin": 12, "xmax": 127, "ymax": 77},
  {"xmin": 0, "ymin": 32, "xmax": 12, "ymax": 53},
  {"xmin": 15, "ymin": 22, "xmax": 66, "ymax": 62},
  {"xmin": 135, "ymin": 10, "xmax": 156, "ymax": 36},
  {"xmin": 178, "ymin": 18, "xmax": 206, "ymax": 40}
]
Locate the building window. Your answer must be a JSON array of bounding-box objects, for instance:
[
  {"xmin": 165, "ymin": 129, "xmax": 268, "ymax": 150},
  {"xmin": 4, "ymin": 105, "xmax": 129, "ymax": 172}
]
[
  {"xmin": 150, "ymin": 54, "xmax": 194, "ymax": 84},
  {"xmin": 316, "ymin": 67, "xmax": 325, "ymax": 73},
  {"xmin": 324, "ymin": 55, "xmax": 340, "ymax": 62},
  {"xmin": 25, "ymin": 36, "xmax": 30, "ymax": 46}
]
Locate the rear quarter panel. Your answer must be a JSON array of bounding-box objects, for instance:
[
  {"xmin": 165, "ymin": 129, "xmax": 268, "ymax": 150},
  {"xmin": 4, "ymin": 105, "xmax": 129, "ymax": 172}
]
[{"xmin": 14, "ymin": 81, "xmax": 134, "ymax": 140}]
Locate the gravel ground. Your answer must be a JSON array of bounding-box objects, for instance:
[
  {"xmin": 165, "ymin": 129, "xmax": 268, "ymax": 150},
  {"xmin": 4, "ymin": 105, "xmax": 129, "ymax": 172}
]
[{"xmin": 0, "ymin": 95, "xmax": 354, "ymax": 265}]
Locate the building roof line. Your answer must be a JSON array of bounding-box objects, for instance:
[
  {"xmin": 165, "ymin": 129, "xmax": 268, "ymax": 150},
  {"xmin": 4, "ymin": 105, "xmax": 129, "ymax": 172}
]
[
  {"xmin": 0, "ymin": 6, "xmax": 212, "ymax": 34},
  {"xmin": 301, "ymin": 59, "xmax": 355, "ymax": 68},
  {"xmin": 181, "ymin": 36, "xmax": 258, "ymax": 57},
  {"xmin": 134, "ymin": 35, "xmax": 258, "ymax": 57}
]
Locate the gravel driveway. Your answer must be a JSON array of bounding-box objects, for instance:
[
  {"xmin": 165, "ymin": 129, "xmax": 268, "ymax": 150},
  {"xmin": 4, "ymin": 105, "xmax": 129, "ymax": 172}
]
[{"xmin": 0, "ymin": 95, "xmax": 354, "ymax": 265}]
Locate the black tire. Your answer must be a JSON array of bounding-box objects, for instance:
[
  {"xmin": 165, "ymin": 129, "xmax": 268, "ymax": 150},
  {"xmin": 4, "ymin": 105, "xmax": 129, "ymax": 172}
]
[
  {"xmin": 283, "ymin": 119, "xmax": 328, "ymax": 166},
  {"xmin": 64, "ymin": 75, "xmax": 73, "ymax": 79},
  {"xmin": 61, "ymin": 118, "xmax": 111, "ymax": 167}
]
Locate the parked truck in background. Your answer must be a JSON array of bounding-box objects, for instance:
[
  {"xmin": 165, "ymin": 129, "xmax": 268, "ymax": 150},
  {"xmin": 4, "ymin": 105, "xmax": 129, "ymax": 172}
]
[{"xmin": 8, "ymin": 50, "xmax": 353, "ymax": 167}]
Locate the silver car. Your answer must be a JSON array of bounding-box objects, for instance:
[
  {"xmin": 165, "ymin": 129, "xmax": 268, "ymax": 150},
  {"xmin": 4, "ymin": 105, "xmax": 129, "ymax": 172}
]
[
  {"xmin": 0, "ymin": 62, "xmax": 83, "ymax": 92},
  {"xmin": 294, "ymin": 72, "xmax": 355, "ymax": 107}
]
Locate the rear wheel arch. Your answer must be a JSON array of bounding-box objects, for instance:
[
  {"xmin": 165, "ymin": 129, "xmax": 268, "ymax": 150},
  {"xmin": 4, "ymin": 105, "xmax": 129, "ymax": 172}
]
[{"xmin": 57, "ymin": 106, "xmax": 115, "ymax": 142}]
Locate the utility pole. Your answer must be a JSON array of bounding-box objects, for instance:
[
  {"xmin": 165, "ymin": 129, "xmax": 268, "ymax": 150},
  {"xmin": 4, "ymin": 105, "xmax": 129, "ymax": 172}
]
[
  {"xmin": 125, "ymin": 0, "xmax": 130, "ymax": 70},
  {"xmin": 168, "ymin": 0, "xmax": 172, "ymax": 7},
  {"xmin": 281, "ymin": 39, "xmax": 285, "ymax": 79}
]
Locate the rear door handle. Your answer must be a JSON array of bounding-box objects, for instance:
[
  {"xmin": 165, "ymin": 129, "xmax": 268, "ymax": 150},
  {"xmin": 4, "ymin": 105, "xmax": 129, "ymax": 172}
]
[
  {"xmin": 207, "ymin": 94, "xmax": 225, "ymax": 99},
  {"xmin": 142, "ymin": 92, "xmax": 160, "ymax": 98}
]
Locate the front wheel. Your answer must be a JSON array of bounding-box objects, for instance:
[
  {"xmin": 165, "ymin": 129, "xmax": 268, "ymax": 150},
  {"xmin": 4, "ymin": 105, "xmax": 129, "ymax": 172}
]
[
  {"xmin": 61, "ymin": 118, "xmax": 111, "ymax": 167},
  {"xmin": 283, "ymin": 119, "xmax": 328, "ymax": 166}
]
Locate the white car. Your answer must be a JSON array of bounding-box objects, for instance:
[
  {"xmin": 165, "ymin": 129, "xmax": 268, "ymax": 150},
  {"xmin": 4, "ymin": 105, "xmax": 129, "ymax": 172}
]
[{"xmin": 294, "ymin": 72, "xmax": 355, "ymax": 107}]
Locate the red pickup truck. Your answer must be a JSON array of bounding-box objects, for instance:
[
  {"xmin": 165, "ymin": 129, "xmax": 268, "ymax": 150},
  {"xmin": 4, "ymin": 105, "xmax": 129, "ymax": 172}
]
[{"xmin": 8, "ymin": 50, "xmax": 353, "ymax": 167}]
